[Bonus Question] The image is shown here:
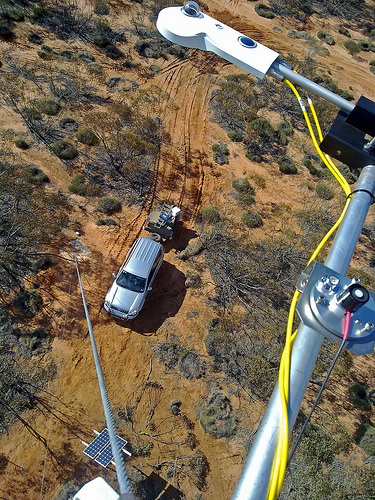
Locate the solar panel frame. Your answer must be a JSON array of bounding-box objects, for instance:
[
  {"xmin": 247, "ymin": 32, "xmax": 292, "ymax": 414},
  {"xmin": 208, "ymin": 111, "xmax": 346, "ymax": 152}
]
[
  {"xmin": 83, "ymin": 428, "xmax": 110, "ymax": 459},
  {"xmin": 94, "ymin": 436, "xmax": 128, "ymax": 468}
]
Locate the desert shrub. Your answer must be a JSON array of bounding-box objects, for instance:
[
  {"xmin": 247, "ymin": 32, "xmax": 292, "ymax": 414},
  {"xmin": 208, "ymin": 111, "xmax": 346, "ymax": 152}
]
[
  {"xmin": 96, "ymin": 196, "xmax": 121, "ymax": 215},
  {"xmin": 51, "ymin": 140, "xmax": 77, "ymax": 160},
  {"xmin": 339, "ymin": 27, "xmax": 351, "ymax": 37},
  {"xmin": 212, "ymin": 142, "xmax": 229, "ymax": 164},
  {"xmin": 31, "ymin": 6, "xmax": 49, "ymax": 22},
  {"xmin": 28, "ymin": 33, "xmax": 43, "ymax": 44},
  {"xmin": 150, "ymin": 64, "xmax": 161, "ymax": 75},
  {"xmin": 277, "ymin": 120, "xmax": 294, "ymax": 136},
  {"xmin": 33, "ymin": 255, "xmax": 53, "ymax": 272},
  {"xmin": 344, "ymin": 39, "xmax": 361, "ymax": 55},
  {"xmin": 370, "ymin": 59, "xmax": 375, "ymax": 66},
  {"xmin": 14, "ymin": 138, "xmax": 29, "ymax": 149},
  {"xmin": 93, "ymin": 35, "xmax": 110, "ymax": 47},
  {"xmin": 316, "ymin": 182, "xmax": 334, "ymax": 200},
  {"xmin": 317, "ymin": 30, "xmax": 335, "ymax": 45},
  {"xmin": 7, "ymin": 8, "xmax": 24, "ymax": 22},
  {"xmin": 348, "ymin": 382, "xmax": 371, "ymax": 410},
  {"xmin": 38, "ymin": 98, "xmax": 61, "ymax": 116},
  {"xmin": 241, "ymin": 210, "xmax": 263, "ymax": 228},
  {"xmin": 227, "ymin": 130, "xmax": 243, "ymax": 142},
  {"xmin": 199, "ymin": 391, "xmax": 236, "ymax": 438},
  {"xmin": 78, "ymin": 51, "xmax": 95, "ymax": 62},
  {"xmin": 59, "ymin": 117, "xmax": 79, "ymax": 132},
  {"xmin": 278, "ymin": 158, "xmax": 297, "ymax": 174},
  {"xmin": 76, "ymin": 128, "xmax": 99, "ymax": 146},
  {"xmin": 250, "ymin": 172, "xmax": 266, "ymax": 189},
  {"xmin": 68, "ymin": 174, "xmax": 87, "ymax": 195},
  {"xmin": 232, "ymin": 177, "xmax": 254, "ymax": 194},
  {"xmin": 359, "ymin": 425, "xmax": 375, "ymax": 456},
  {"xmin": 14, "ymin": 289, "xmax": 41, "ymax": 318},
  {"xmin": 0, "ymin": 24, "xmax": 13, "ymax": 39},
  {"xmin": 250, "ymin": 117, "xmax": 275, "ymax": 141},
  {"xmin": 86, "ymin": 62, "xmax": 103, "ymax": 74},
  {"xmin": 188, "ymin": 451, "xmax": 210, "ymax": 490},
  {"xmin": 358, "ymin": 40, "xmax": 370, "ymax": 51},
  {"xmin": 185, "ymin": 269, "xmax": 201, "ymax": 288},
  {"xmin": 96, "ymin": 217, "xmax": 118, "ymax": 226},
  {"xmin": 94, "ymin": 0, "xmax": 109, "ymax": 15},
  {"xmin": 153, "ymin": 336, "xmax": 182, "ymax": 370},
  {"xmin": 25, "ymin": 166, "xmax": 49, "ymax": 185},
  {"xmin": 24, "ymin": 107, "xmax": 40, "ymax": 121},
  {"xmin": 200, "ymin": 206, "xmax": 220, "ymax": 224},
  {"xmin": 105, "ymin": 45, "xmax": 123, "ymax": 60},
  {"xmin": 178, "ymin": 351, "xmax": 205, "ymax": 379},
  {"xmin": 245, "ymin": 142, "xmax": 263, "ymax": 162},
  {"xmin": 255, "ymin": 3, "xmax": 275, "ymax": 18}
]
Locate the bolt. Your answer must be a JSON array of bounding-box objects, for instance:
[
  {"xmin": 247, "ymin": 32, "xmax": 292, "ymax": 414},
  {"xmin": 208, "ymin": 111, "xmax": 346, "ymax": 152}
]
[
  {"xmin": 355, "ymin": 319, "xmax": 363, "ymax": 326},
  {"xmin": 316, "ymin": 295, "xmax": 325, "ymax": 304}
]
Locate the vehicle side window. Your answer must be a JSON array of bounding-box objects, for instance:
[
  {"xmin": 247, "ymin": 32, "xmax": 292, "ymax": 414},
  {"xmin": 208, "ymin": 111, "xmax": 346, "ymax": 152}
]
[{"xmin": 147, "ymin": 249, "xmax": 162, "ymax": 285}]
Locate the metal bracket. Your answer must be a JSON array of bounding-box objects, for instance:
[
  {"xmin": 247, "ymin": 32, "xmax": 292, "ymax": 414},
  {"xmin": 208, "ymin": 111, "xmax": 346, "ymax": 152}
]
[{"xmin": 296, "ymin": 261, "xmax": 375, "ymax": 355}]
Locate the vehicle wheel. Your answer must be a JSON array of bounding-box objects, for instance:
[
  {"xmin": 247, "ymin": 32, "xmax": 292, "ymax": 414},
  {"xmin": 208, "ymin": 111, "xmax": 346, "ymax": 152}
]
[{"xmin": 149, "ymin": 232, "xmax": 162, "ymax": 242}]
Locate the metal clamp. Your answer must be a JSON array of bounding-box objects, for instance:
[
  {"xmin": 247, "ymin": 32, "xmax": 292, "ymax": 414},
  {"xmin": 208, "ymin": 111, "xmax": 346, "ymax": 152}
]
[{"xmin": 296, "ymin": 261, "xmax": 375, "ymax": 355}]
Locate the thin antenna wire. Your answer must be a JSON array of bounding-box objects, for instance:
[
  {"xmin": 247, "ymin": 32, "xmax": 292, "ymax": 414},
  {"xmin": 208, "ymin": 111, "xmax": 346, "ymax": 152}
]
[
  {"xmin": 73, "ymin": 233, "xmax": 132, "ymax": 496},
  {"xmin": 287, "ymin": 312, "xmax": 351, "ymax": 466},
  {"xmin": 39, "ymin": 259, "xmax": 74, "ymax": 499}
]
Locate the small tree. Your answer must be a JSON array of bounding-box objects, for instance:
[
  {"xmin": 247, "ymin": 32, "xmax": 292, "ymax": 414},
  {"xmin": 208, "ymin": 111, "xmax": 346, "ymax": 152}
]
[{"xmin": 76, "ymin": 128, "xmax": 99, "ymax": 146}]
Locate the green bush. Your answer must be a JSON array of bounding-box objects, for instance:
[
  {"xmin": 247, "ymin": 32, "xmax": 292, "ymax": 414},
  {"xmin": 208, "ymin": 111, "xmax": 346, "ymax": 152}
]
[
  {"xmin": 94, "ymin": 0, "xmax": 109, "ymax": 15},
  {"xmin": 8, "ymin": 8, "xmax": 24, "ymax": 22},
  {"xmin": 339, "ymin": 27, "xmax": 351, "ymax": 37},
  {"xmin": 255, "ymin": 4, "xmax": 275, "ymax": 18},
  {"xmin": 250, "ymin": 172, "xmax": 266, "ymax": 189},
  {"xmin": 93, "ymin": 35, "xmax": 110, "ymax": 48},
  {"xmin": 200, "ymin": 206, "xmax": 220, "ymax": 224},
  {"xmin": 317, "ymin": 30, "xmax": 335, "ymax": 45},
  {"xmin": 359, "ymin": 425, "xmax": 375, "ymax": 456},
  {"xmin": 96, "ymin": 217, "xmax": 118, "ymax": 226},
  {"xmin": 15, "ymin": 138, "xmax": 29, "ymax": 150},
  {"xmin": 227, "ymin": 130, "xmax": 243, "ymax": 142},
  {"xmin": 96, "ymin": 196, "xmax": 121, "ymax": 215},
  {"xmin": 76, "ymin": 128, "xmax": 99, "ymax": 146},
  {"xmin": 32, "ymin": 7, "xmax": 49, "ymax": 21},
  {"xmin": 316, "ymin": 182, "xmax": 334, "ymax": 200},
  {"xmin": 51, "ymin": 141, "xmax": 78, "ymax": 160},
  {"xmin": 68, "ymin": 174, "xmax": 87, "ymax": 195},
  {"xmin": 359, "ymin": 40, "xmax": 370, "ymax": 51},
  {"xmin": 14, "ymin": 289, "xmax": 41, "ymax": 318},
  {"xmin": 60, "ymin": 117, "xmax": 79, "ymax": 131},
  {"xmin": 86, "ymin": 62, "xmax": 103, "ymax": 74},
  {"xmin": 241, "ymin": 210, "xmax": 263, "ymax": 228},
  {"xmin": 344, "ymin": 39, "xmax": 361, "ymax": 55},
  {"xmin": 232, "ymin": 177, "xmax": 254, "ymax": 194},
  {"xmin": 348, "ymin": 382, "xmax": 371, "ymax": 410},
  {"xmin": 0, "ymin": 24, "xmax": 13, "ymax": 39},
  {"xmin": 370, "ymin": 59, "xmax": 375, "ymax": 66},
  {"xmin": 78, "ymin": 51, "xmax": 95, "ymax": 62},
  {"xmin": 24, "ymin": 107, "xmax": 41, "ymax": 121},
  {"xmin": 212, "ymin": 142, "xmax": 230, "ymax": 165},
  {"xmin": 26, "ymin": 166, "xmax": 49, "ymax": 185},
  {"xmin": 278, "ymin": 159, "xmax": 297, "ymax": 174},
  {"xmin": 28, "ymin": 33, "xmax": 43, "ymax": 44},
  {"xmin": 199, "ymin": 391, "xmax": 236, "ymax": 438},
  {"xmin": 250, "ymin": 117, "xmax": 275, "ymax": 140},
  {"xmin": 104, "ymin": 44, "xmax": 122, "ymax": 59},
  {"xmin": 38, "ymin": 98, "xmax": 61, "ymax": 116},
  {"xmin": 277, "ymin": 121, "xmax": 294, "ymax": 136}
]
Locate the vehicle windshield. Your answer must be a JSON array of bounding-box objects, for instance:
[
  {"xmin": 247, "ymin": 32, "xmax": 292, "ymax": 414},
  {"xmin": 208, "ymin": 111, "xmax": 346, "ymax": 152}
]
[{"xmin": 116, "ymin": 271, "xmax": 146, "ymax": 293}]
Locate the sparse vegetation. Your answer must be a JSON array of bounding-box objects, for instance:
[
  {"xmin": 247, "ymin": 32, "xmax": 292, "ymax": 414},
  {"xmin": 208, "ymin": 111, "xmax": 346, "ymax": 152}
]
[
  {"xmin": 200, "ymin": 206, "xmax": 220, "ymax": 224},
  {"xmin": 316, "ymin": 182, "xmax": 334, "ymax": 200},
  {"xmin": 38, "ymin": 98, "xmax": 61, "ymax": 116},
  {"xmin": 348, "ymin": 382, "xmax": 371, "ymax": 410},
  {"xmin": 51, "ymin": 140, "xmax": 78, "ymax": 160},
  {"xmin": 76, "ymin": 128, "xmax": 99, "ymax": 146},
  {"xmin": 96, "ymin": 196, "xmax": 121, "ymax": 215},
  {"xmin": 241, "ymin": 210, "xmax": 263, "ymax": 228}
]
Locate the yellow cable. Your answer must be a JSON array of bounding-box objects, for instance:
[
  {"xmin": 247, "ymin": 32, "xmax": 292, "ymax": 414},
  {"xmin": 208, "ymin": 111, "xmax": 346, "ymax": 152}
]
[{"xmin": 266, "ymin": 80, "xmax": 352, "ymax": 500}]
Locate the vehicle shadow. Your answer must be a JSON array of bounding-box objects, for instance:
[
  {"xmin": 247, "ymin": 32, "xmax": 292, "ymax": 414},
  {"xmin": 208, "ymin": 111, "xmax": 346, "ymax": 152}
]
[
  {"xmin": 163, "ymin": 222, "xmax": 198, "ymax": 254},
  {"xmin": 112, "ymin": 261, "xmax": 186, "ymax": 335}
]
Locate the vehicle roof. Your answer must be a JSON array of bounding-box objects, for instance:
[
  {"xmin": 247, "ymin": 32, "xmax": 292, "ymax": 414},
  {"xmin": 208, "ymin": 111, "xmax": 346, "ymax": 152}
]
[{"xmin": 124, "ymin": 237, "xmax": 163, "ymax": 278}]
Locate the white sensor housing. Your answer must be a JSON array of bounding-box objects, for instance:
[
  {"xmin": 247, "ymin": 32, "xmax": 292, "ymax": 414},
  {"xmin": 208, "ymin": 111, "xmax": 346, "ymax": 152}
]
[{"xmin": 156, "ymin": 4, "xmax": 280, "ymax": 79}]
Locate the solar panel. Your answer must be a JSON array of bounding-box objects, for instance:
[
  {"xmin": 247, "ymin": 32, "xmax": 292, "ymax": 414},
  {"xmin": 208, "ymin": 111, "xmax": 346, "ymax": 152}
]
[
  {"xmin": 95, "ymin": 436, "xmax": 128, "ymax": 467},
  {"xmin": 83, "ymin": 428, "xmax": 109, "ymax": 459}
]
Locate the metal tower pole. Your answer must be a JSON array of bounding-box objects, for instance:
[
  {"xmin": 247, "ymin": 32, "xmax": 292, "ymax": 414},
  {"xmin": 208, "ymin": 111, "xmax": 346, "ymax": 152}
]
[
  {"xmin": 231, "ymin": 165, "xmax": 375, "ymax": 500},
  {"xmin": 74, "ymin": 257, "xmax": 132, "ymax": 496}
]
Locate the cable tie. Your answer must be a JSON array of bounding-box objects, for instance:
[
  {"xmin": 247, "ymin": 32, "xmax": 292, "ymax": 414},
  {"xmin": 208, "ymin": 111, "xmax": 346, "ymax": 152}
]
[
  {"xmin": 347, "ymin": 188, "xmax": 375, "ymax": 201},
  {"xmin": 297, "ymin": 97, "xmax": 306, "ymax": 112},
  {"xmin": 305, "ymin": 91, "xmax": 313, "ymax": 105}
]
